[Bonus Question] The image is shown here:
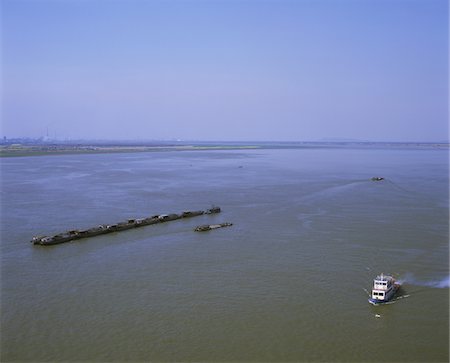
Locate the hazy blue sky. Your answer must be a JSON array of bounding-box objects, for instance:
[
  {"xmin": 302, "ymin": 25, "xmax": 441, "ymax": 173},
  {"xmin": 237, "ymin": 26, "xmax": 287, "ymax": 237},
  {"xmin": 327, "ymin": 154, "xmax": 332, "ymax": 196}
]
[{"xmin": 1, "ymin": 0, "xmax": 448, "ymax": 141}]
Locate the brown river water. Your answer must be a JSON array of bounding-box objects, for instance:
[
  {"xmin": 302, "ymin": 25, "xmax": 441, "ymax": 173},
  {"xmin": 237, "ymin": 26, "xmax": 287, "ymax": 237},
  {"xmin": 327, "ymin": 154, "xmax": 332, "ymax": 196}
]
[{"xmin": 1, "ymin": 144, "xmax": 448, "ymax": 362}]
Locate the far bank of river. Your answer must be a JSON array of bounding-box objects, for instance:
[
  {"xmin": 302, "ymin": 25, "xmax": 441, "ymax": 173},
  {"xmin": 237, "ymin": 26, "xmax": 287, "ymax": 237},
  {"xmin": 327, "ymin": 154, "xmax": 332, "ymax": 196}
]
[
  {"xmin": 1, "ymin": 141, "xmax": 448, "ymax": 157},
  {"xmin": 0, "ymin": 143, "xmax": 261, "ymax": 157}
]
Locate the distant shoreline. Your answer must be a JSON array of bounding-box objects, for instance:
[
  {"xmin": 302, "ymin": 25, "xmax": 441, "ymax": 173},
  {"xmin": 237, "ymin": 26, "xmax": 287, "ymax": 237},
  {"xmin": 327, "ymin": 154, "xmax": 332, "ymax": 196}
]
[
  {"xmin": 0, "ymin": 144, "xmax": 262, "ymax": 157},
  {"xmin": 0, "ymin": 141, "xmax": 448, "ymax": 157}
]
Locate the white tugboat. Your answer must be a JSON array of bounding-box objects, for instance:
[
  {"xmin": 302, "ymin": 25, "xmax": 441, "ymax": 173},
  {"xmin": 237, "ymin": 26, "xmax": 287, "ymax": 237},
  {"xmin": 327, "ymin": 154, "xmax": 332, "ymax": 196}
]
[{"xmin": 368, "ymin": 274, "xmax": 400, "ymax": 305}]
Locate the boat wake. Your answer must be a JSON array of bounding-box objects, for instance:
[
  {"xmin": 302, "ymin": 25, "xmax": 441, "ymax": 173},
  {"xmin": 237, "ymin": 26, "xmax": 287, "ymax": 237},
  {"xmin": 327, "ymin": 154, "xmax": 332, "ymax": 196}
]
[
  {"xmin": 367, "ymin": 294, "xmax": 410, "ymax": 305},
  {"xmin": 384, "ymin": 179, "xmax": 412, "ymax": 194},
  {"xmin": 299, "ymin": 180, "xmax": 366, "ymax": 203}
]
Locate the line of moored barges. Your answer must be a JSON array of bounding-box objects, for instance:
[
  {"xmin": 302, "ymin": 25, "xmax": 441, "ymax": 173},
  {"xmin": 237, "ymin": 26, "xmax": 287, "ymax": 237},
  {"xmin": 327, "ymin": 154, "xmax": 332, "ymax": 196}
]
[{"xmin": 31, "ymin": 207, "xmax": 221, "ymax": 246}]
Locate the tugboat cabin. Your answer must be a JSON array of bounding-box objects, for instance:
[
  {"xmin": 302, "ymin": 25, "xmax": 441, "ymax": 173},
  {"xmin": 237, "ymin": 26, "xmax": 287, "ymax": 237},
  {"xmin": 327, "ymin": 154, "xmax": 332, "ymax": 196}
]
[{"xmin": 371, "ymin": 274, "xmax": 396, "ymax": 302}]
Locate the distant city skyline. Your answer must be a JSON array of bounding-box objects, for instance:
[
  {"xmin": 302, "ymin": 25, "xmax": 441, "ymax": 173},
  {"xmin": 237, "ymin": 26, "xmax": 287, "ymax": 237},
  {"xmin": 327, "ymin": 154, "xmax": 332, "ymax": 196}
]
[{"xmin": 1, "ymin": 0, "xmax": 448, "ymax": 142}]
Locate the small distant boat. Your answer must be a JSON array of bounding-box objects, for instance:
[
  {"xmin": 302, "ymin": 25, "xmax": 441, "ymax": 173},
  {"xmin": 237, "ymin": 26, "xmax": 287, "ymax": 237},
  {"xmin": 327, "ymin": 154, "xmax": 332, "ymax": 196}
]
[
  {"xmin": 368, "ymin": 274, "xmax": 400, "ymax": 305},
  {"xmin": 371, "ymin": 177, "xmax": 384, "ymax": 181}
]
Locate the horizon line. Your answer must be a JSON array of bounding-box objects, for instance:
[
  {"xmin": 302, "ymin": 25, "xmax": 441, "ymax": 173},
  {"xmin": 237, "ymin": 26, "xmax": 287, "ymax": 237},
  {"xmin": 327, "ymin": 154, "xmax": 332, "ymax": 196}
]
[{"xmin": 1, "ymin": 137, "xmax": 449, "ymax": 144}]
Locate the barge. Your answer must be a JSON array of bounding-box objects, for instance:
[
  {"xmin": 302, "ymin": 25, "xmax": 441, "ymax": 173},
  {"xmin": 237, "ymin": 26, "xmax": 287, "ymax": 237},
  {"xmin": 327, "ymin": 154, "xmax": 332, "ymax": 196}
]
[
  {"xmin": 31, "ymin": 207, "xmax": 220, "ymax": 246},
  {"xmin": 194, "ymin": 222, "xmax": 233, "ymax": 232}
]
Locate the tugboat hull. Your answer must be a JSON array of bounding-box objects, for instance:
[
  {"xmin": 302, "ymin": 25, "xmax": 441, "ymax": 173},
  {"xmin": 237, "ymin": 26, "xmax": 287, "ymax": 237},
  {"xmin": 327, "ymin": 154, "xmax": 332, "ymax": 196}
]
[{"xmin": 368, "ymin": 288, "xmax": 399, "ymax": 304}]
